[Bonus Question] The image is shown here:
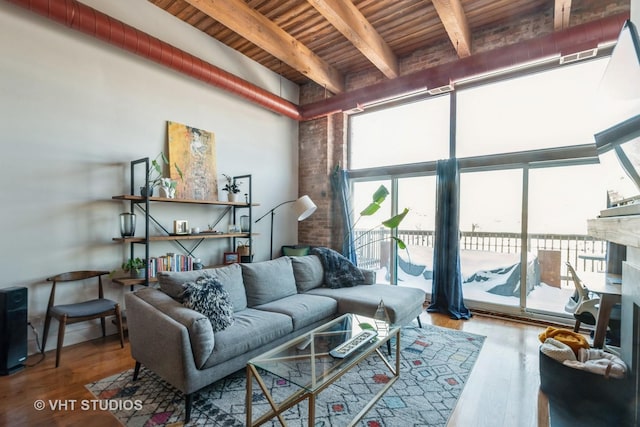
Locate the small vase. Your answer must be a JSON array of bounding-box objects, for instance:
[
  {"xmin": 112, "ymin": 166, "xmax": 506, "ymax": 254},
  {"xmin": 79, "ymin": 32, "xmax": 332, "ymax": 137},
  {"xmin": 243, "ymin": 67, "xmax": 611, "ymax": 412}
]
[
  {"xmin": 228, "ymin": 192, "xmax": 239, "ymax": 202},
  {"xmin": 130, "ymin": 269, "xmax": 145, "ymax": 279},
  {"xmin": 119, "ymin": 213, "xmax": 136, "ymax": 237},
  {"xmin": 240, "ymin": 215, "xmax": 250, "ymax": 232},
  {"xmin": 140, "ymin": 186, "xmax": 154, "ymax": 197}
]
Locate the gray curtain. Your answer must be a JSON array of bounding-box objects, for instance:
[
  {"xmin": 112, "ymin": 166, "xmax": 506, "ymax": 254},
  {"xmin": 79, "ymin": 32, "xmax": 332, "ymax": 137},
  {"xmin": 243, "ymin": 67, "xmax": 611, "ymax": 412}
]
[{"xmin": 427, "ymin": 158, "xmax": 472, "ymax": 319}]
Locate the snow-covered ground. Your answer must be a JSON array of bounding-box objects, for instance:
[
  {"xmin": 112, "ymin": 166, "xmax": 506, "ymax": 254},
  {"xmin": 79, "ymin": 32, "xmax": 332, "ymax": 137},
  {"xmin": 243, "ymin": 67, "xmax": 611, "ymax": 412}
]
[
  {"xmin": 376, "ymin": 265, "xmax": 575, "ymax": 315},
  {"xmin": 369, "ymin": 246, "xmax": 582, "ymax": 316}
]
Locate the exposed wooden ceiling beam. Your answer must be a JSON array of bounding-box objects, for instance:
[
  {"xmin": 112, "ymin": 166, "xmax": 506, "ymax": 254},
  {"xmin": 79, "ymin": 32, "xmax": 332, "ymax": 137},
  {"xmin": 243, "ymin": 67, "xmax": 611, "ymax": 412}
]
[
  {"xmin": 300, "ymin": 13, "xmax": 629, "ymax": 120},
  {"xmin": 430, "ymin": 0, "xmax": 471, "ymax": 58},
  {"xmin": 306, "ymin": 0, "xmax": 399, "ymax": 79},
  {"xmin": 183, "ymin": 0, "xmax": 344, "ymax": 93},
  {"xmin": 554, "ymin": 0, "xmax": 572, "ymax": 30}
]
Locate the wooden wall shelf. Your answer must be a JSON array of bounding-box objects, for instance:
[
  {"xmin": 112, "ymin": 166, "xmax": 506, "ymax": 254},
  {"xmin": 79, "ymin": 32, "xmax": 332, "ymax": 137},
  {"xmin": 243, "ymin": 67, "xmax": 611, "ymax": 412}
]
[
  {"xmin": 112, "ymin": 195, "xmax": 259, "ymax": 207},
  {"xmin": 112, "ymin": 233, "xmax": 252, "ymax": 243},
  {"xmin": 113, "ymin": 161, "xmax": 255, "ymax": 286},
  {"xmin": 112, "ymin": 276, "xmax": 159, "ymax": 287}
]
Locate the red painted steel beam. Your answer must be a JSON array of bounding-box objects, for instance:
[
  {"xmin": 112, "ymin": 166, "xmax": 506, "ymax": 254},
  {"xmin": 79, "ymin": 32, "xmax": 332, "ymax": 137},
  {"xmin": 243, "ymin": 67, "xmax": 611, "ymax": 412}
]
[
  {"xmin": 6, "ymin": 0, "xmax": 628, "ymax": 122},
  {"xmin": 6, "ymin": 0, "xmax": 302, "ymax": 120}
]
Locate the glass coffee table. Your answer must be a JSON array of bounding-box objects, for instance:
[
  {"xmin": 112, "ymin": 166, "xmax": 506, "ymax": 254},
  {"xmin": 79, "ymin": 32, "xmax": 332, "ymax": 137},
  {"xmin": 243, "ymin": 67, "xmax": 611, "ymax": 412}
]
[{"xmin": 246, "ymin": 313, "xmax": 401, "ymax": 427}]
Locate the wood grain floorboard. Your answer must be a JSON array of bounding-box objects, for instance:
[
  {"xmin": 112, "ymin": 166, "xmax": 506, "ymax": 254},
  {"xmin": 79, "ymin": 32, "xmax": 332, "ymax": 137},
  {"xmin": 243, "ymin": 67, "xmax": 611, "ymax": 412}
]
[{"xmin": 0, "ymin": 312, "xmax": 549, "ymax": 426}]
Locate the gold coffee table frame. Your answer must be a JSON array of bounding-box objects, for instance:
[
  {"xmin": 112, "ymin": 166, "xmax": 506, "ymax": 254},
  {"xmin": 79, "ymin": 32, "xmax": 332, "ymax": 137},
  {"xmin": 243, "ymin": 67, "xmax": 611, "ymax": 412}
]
[{"xmin": 246, "ymin": 314, "xmax": 401, "ymax": 427}]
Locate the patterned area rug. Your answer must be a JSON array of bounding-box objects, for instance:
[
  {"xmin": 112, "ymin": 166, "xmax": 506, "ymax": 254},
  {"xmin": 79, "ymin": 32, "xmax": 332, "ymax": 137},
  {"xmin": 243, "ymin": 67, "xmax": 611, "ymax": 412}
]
[{"xmin": 86, "ymin": 324, "xmax": 485, "ymax": 426}]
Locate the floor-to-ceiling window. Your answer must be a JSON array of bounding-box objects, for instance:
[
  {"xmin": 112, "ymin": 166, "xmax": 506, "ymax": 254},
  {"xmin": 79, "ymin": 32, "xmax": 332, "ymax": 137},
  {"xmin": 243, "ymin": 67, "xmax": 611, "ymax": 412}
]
[
  {"xmin": 456, "ymin": 58, "xmax": 609, "ymax": 157},
  {"xmin": 348, "ymin": 55, "xmax": 619, "ymax": 321},
  {"xmin": 349, "ymin": 96, "xmax": 448, "ymax": 285},
  {"xmin": 349, "ymin": 96, "xmax": 450, "ymax": 169}
]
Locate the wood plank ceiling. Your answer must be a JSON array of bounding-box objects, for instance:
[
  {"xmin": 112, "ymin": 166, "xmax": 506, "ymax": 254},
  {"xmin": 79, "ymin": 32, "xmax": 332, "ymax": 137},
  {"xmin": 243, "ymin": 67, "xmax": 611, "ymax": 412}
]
[{"xmin": 148, "ymin": 0, "xmax": 622, "ymax": 95}]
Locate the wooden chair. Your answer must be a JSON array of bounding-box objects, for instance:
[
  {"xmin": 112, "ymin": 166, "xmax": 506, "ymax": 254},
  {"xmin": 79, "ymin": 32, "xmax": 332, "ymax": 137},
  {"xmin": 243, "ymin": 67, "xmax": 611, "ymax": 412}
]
[
  {"xmin": 564, "ymin": 262, "xmax": 600, "ymax": 332},
  {"xmin": 42, "ymin": 271, "xmax": 124, "ymax": 368}
]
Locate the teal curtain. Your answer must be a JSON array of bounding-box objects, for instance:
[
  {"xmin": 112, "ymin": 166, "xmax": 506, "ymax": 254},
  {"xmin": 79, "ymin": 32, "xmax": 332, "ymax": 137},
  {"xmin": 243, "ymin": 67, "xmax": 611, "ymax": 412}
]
[
  {"xmin": 427, "ymin": 158, "xmax": 472, "ymax": 319},
  {"xmin": 331, "ymin": 167, "xmax": 357, "ymax": 264}
]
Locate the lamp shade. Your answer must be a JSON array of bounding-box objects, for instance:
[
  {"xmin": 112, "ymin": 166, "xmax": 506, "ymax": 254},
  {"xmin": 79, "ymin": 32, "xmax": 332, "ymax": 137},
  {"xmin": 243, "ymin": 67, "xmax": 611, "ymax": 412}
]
[{"xmin": 293, "ymin": 195, "xmax": 317, "ymax": 221}]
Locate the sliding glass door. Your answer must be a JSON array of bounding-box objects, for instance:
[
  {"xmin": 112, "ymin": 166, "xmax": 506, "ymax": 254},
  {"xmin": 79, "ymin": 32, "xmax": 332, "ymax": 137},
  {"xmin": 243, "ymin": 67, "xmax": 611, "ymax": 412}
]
[
  {"xmin": 351, "ymin": 176, "xmax": 436, "ymax": 289},
  {"xmin": 458, "ymin": 169, "xmax": 523, "ymax": 309},
  {"xmin": 396, "ymin": 176, "xmax": 436, "ymax": 292},
  {"xmin": 527, "ymin": 164, "xmax": 610, "ymax": 316},
  {"xmin": 351, "ymin": 180, "xmax": 392, "ymax": 282}
]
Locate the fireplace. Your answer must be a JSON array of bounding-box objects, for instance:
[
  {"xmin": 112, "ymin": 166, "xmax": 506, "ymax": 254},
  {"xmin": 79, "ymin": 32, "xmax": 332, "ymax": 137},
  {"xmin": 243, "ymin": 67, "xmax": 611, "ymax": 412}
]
[
  {"xmin": 622, "ymin": 253, "xmax": 640, "ymax": 425},
  {"xmin": 587, "ymin": 218, "xmax": 640, "ymax": 426}
]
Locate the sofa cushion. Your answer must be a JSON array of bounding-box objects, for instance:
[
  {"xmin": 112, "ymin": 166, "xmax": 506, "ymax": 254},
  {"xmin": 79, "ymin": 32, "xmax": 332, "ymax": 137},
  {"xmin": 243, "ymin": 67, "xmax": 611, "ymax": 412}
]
[
  {"xmin": 255, "ymin": 294, "xmax": 337, "ymax": 330},
  {"xmin": 310, "ymin": 247, "xmax": 365, "ymax": 288},
  {"xmin": 182, "ymin": 276, "xmax": 234, "ymax": 332},
  {"xmin": 306, "ymin": 284, "xmax": 426, "ymax": 326},
  {"xmin": 202, "ymin": 308, "xmax": 293, "ymax": 368},
  {"xmin": 290, "ymin": 255, "xmax": 324, "ymax": 292},
  {"xmin": 133, "ymin": 287, "xmax": 215, "ymax": 369},
  {"xmin": 157, "ymin": 263, "xmax": 247, "ymax": 312},
  {"xmin": 282, "ymin": 245, "xmax": 311, "ymax": 256},
  {"xmin": 241, "ymin": 257, "xmax": 298, "ymax": 307}
]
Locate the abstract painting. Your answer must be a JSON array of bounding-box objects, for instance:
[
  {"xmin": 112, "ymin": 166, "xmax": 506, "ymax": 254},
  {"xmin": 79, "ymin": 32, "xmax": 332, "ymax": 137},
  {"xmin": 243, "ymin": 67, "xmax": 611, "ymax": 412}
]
[{"xmin": 167, "ymin": 121, "xmax": 217, "ymax": 201}]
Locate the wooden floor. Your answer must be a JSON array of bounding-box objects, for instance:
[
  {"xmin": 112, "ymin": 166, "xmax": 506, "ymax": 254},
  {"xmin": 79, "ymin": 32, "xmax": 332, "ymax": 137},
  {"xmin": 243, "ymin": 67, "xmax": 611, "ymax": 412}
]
[{"xmin": 0, "ymin": 312, "xmax": 549, "ymax": 426}]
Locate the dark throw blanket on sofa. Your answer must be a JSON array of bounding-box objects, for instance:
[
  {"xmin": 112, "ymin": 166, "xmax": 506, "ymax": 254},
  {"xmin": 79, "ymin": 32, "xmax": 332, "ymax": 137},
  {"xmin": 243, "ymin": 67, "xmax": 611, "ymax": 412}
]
[{"xmin": 310, "ymin": 247, "xmax": 365, "ymax": 289}]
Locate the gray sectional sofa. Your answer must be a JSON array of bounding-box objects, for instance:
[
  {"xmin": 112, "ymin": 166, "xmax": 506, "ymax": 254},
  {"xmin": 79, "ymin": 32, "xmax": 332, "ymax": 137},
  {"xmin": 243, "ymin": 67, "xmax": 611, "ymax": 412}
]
[{"xmin": 125, "ymin": 254, "xmax": 426, "ymax": 422}]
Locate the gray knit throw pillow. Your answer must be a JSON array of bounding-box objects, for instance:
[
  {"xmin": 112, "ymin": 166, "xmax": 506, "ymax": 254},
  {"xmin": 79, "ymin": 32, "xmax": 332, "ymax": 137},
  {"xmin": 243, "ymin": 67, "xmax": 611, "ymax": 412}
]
[{"xmin": 182, "ymin": 276, "xmax": 234, "ymax": 332}]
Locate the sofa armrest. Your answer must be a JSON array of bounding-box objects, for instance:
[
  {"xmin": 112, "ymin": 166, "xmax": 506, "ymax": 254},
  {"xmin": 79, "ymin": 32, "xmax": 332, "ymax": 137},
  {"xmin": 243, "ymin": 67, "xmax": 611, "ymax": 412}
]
[
  {"xmin": 125, "ymin": 288, "xmax": 215, "ymax": 371},
  {"xmin": 359, "ymin": 268, "xmax": 376, "ymax": 285}
]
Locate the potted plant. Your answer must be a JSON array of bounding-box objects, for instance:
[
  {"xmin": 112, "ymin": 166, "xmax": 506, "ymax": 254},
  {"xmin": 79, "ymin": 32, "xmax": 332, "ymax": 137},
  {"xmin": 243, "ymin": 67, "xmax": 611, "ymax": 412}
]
[
  {"xmin": 141, "ymin": 152, "xmax": 184, "ymax": 197},
  {"xmin": 221, "ymin": 174, "xmax": 241, "ymax": 202},
  {"xmin": 332, "ymin": 165, "xmax": 409, "ymax": 264},
  {"xmin": 350, "ymin": 184, "xmax": 409, "ymax": 252},
  {"xmin": 122, "ymin": 257, "xmax": 146, "ymax": 279}
]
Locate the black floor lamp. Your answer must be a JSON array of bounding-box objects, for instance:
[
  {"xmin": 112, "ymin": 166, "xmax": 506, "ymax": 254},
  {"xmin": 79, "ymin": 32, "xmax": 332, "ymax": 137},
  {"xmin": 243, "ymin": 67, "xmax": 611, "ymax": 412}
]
[{"xmin": 255, "ymin": 195, "xmax": 317, "ymax": 259}]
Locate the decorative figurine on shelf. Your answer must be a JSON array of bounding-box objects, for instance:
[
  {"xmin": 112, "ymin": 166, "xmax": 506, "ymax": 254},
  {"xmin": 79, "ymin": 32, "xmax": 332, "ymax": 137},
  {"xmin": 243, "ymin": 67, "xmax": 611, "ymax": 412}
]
[
  {"xmin": 160, "ymin": 177, "xmax": 177, "ymax": 199},
  {"xmin": 141, "ymin": 152, "xmax": 184, "ymax": 197}
]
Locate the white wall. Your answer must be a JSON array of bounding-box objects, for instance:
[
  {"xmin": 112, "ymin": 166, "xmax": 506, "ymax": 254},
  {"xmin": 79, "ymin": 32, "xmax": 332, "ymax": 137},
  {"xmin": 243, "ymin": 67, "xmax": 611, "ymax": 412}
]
[{"xmin": 0, "ymin": 0, "xmax": 300, "ymax": 354}]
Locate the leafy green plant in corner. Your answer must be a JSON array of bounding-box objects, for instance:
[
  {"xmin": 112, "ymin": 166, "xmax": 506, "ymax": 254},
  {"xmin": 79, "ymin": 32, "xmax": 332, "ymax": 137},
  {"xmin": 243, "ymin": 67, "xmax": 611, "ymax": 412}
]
[
  {"xmin": 351, "ymin": 184, "xmax": 409, "ymax": 251},
  {"xmin": 148, "ymin": 152, "xmax": 184, "ymax": 188},
  {"xmin": 121, "ymin": 257, "xmax": 145, "ymax": 273}
]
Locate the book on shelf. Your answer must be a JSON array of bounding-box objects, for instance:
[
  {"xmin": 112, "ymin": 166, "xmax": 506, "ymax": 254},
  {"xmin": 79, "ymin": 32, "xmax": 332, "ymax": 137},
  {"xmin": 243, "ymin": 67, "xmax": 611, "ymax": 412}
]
[{"xmin": 146, "ymin": 253, "xmax": 195, "ymax": 277}]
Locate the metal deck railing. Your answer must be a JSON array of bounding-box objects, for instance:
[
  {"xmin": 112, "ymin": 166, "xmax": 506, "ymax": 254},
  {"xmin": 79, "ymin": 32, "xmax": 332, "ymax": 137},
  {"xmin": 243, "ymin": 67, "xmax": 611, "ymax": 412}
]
[{"xmin": 354, "ymin": 229, "xmax": 607, "ymax": 285}]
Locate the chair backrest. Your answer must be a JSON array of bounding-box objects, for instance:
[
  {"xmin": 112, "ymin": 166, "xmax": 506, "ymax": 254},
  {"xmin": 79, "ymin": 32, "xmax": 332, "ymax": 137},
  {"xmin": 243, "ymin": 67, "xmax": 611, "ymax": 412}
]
[
  {"xmin": 45, "ymin": 270, "xmax": 110, "ymax": 307},
  {"xmin": 565, "ymin": 262, "xmax": 590, "ymax": 300}
]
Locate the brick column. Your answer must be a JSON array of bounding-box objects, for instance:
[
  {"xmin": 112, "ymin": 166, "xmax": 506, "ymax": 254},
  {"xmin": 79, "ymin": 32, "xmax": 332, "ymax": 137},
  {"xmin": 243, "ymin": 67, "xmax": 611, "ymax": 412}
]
[{"xmin": 298, "ymin": 84, "xmax": 347, "ymax": 251}]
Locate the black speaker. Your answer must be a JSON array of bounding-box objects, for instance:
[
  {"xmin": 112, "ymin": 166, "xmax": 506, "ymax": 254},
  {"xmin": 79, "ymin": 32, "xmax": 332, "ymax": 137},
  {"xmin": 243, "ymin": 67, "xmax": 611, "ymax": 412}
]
[{"xmin": 0, "ymin": 287, "xmax": 27, "ymax": 375}]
